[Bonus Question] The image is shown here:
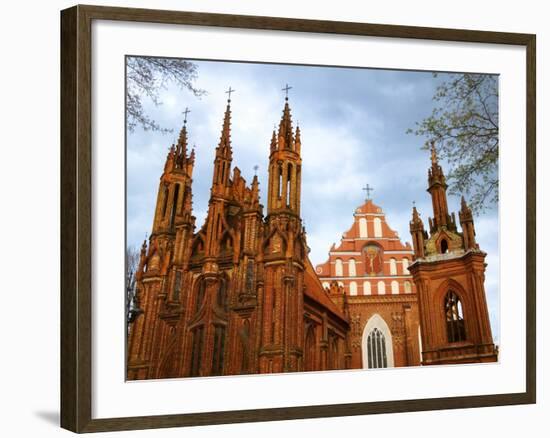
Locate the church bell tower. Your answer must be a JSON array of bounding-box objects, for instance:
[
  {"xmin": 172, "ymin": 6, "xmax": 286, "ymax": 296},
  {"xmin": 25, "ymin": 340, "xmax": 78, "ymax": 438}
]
[
  {"xmin": 408, "ymin": 143, "xmax": 498, "ymax": 365},
  {"xmin": 259, "ymin": 87, "xmax": 307, "ymax": 373}
]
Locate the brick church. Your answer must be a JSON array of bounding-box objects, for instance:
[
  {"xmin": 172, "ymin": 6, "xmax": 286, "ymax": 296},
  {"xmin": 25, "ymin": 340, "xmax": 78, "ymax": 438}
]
[
  {"xmin": 315, "ymin": 197, "xmax": 422, "ymax": 369},
  {"xmin": 127, "ymin": 94, "xmax": 497, "ymax": 380}
]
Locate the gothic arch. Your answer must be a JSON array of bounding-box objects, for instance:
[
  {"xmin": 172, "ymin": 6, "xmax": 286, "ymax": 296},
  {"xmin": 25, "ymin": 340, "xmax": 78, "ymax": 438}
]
[
  {"xmin": 157, "ymin": 333, "xmax": 179, "ymax": 378},
  {"xmin": 362, "ymin": 314, "xmax": 394, "ymax": 368},
  {"xmin": 191, "ymin": 232, "xmax": 206, "ymax": 255},
  {"xmin": 435, "ymin": 279, "xmax": 471, "ymax": 342},
  {"xmin": 262, "ymin": 226, "xmax": 288, "ymax": 255},
  {"xmin": 220, "ymin": 229, "xmax": 234, "ymax": 253},
  {"xmin": 435, "ymin": 279, "xmax": 469, "ymax": 311}
]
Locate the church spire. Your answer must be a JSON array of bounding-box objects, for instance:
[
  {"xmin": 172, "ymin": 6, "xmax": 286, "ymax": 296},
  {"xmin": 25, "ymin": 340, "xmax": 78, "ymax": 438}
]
[
  {"xmin": 211, "ymin": 89, "xmax": 235, "ymax": 192},
  {"xmin": 277, "ymin": 84, "xmax": 295, "ymax": 151},
  {"xmin": 427, "ymin": 141, "xmax": 455, "ymax": 232},
  {"xmin": 217, "ymin": 94, "xmax": 233, "ymax": 159},
  {"xmin": 267, "ymin": 89, "xmax": 302, "ymax": 215},
  {"xmin": 278, "ymin": 100, "xmax": 294, "ymax": 151},
  {"xmin": 410, "ymin": 202, "xmax": 426, "ymax": 259},
  {"xmin": 459, "ymin": 196, "xmax": 477, "ymax": 250}
]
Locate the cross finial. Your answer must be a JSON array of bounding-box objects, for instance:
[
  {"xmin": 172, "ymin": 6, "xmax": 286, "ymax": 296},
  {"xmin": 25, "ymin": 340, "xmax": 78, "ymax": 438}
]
[
  {"xmin": 182, "ymin": 107, "xmax": 191, "ymax": 124},
  {"xmin": 282, "ymin": 83, "xmax": 292, "ymax": 100},
  {"xmin": 225, "ymin": 86, "xmax": 235, "ymax": 102},
  {"xmin": 362, "ymin": 184, "xmax": 374, "ymax": 201},
  {"xmin": 412, "ymin": 200, "xmax": 416, "ymax": 208},
  {"xmin": 253, "ymin": 165, "xmax": 259, "ymax": 176}
]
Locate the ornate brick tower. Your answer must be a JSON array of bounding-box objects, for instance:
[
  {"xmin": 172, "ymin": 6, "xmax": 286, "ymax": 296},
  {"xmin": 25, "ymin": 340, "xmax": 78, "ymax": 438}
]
[
  {"xmin": 127, "ymin": 90, "xmax": 349, "ymax": 381},
  {"xmin": 408, "ymin": 143, "xmax": 498, "ymax": 365},
  {"xmin": 127, "ymin": 119, "xmax": 196, "ymax": 380},
  {"xmin": 258, "ymin": 95, "xmax": 307, "ymax": 373}
]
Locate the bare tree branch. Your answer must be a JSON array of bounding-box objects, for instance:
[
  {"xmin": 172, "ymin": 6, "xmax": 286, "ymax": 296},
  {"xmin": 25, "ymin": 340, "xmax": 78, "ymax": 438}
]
[{"xmin": 126, "ymin": 56, "xmax": 206, "ymax": 133}]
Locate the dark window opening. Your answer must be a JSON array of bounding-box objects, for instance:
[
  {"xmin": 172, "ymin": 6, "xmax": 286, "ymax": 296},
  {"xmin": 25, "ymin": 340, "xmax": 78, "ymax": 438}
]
[
  {"xmin": 211, "ymin": 325, "xmax": 226, "ymax": 375},
  {"xmin": 195, "ymin": 280, "xmax": 205, "ymax": 314},
  {"xmin": 367, "ymin": 328, "xmax": 388, "ymax": 369},
  {"xmin": 190, "ymin": 326, "xmax": 204, "ymax": 377},
  {"xmin": 161, "ymin": 186, "xmax": 169, "ymax": 218},
  {"xmin": 440, "ymin": 238, "xmax": 449, "ymax": 254},
  {"xmin": 445, "ymin": 291, "xmax": 466, "ymax": 343},
  {"xmin": 216, "ymin": 279, "xmax": 228, "ymax": 312},
  {"xmin": 169, "ymin": 184, "xmax": 180, "ymax": 229},
  {"xmin": 173, "ymin": 270, "xmax": 182, "ymax": 301},
  {"xmin": 286, "ymin": 163, "xmax": 292, "ymax": 207}
]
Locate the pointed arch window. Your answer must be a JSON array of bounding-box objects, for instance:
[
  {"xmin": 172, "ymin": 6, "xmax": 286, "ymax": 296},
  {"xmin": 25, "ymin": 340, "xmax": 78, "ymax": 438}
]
[
  {"xmin": 377, "ymin": 281, "xmax": 386, "ymax": 295},
  {"xmin": 440, "ymin": 238, "xmax": 449, "ymax": 254},
  {"xmin": 304, "ymin": 324, "xmax": 316, "ymax": 372},
  {"xmin": 404, "ymin": 281, "xmax": 412, "ymax": 294},
  {"xmin": 238, "ymin": 319, "xmax": 250, "ymax": 374},
  {"xmin": 169, "ymin": 183, "xmax": 180, "ymax": 229},
  {"xmin": 161, "ymin": 185, "xmax": 169, "ymax": 218},
  {"xmin": 349, "ymin": 281, "xmax": 358, "ymax": 296},
  {"xmin": 445, "ymin": 291, "xmax": 466, "ymax": 343},
  {"xmin": 367, "ymin": 328, "xmax": 388, "ymax": 368},
  {"xmin": 286, "ymin": 163, "xmax": 292, "ymax": 207}
]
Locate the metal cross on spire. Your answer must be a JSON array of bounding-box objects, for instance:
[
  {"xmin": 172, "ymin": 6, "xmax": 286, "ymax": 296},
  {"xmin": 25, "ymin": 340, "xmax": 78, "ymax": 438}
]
[
  {"xmin": 362, "ymin": 184, "xmax": 374, "ymax": 201},
  {"xmin": 182, "ymin": 107, "xmax": 191, "ymax": 124},
  {"xmin": 225, "ymin": 86, "xmax": 236, "ymax": 102},
  {"xmin": 282, "ymin": 83, "xmax": 292, "ymax": 100},
  {"xmin": 253, "ymin": 165, "xmax": 259, "ymax": 176}
]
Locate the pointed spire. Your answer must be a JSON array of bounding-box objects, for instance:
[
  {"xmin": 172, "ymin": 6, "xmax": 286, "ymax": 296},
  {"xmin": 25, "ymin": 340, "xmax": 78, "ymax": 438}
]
[
  {"xmin": 278, "ymin": 99, "xmax": 294, "ymax": 150},
  {"xmin": 430, "ymin": 140, "xmax": 438, "ymax": 167},
  {"xmin": 410, "ymin": 203, "xmax": 424, "ymax": 228},
  {"xmin": 217, "ymin": 90, "xmax": 234, "ymax": 159},
  {"xmin": 270, "ymin": 128, "xmax": 277, "ymax": 152},
  {"xmin": 175, "ymin": 124, "xmax": 188, "ymax": 167}
]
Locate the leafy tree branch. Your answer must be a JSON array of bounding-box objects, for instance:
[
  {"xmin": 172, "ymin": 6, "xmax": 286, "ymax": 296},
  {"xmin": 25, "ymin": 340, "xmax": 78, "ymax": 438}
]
[{"xmin": 408, "ymin": 73, "xmax": 499, "ymax": 214}]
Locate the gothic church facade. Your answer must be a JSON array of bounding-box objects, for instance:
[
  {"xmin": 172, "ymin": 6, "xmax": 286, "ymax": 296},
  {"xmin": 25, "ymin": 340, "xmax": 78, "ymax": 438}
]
[
  {"xmin": 127, "ymin": 97, "xmax": 350, "ymax": 380},
  {"xmin": 127, "ymin": 97, "xmax": 497, "ymax": 380}
]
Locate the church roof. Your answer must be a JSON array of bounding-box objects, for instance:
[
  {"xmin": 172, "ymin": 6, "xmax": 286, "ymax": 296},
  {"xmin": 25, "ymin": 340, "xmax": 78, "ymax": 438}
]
[
  {"xmin": 303, "ymin": 257, "xmax": 348, "ymax": 323},
  {"xmin": 354, "ymin": 199, "xmax": 384, "ymax": 215}
]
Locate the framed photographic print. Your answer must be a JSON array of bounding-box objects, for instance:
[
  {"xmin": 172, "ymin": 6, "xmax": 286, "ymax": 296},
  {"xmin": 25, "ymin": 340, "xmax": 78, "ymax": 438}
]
[{"xmin": 60, "ymin": 4, "xmax": 536, "ymax": 433}]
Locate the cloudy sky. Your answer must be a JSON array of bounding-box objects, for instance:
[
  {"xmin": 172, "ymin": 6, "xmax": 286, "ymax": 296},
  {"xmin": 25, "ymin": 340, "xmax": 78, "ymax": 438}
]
[{"xmin": 126, "ymin": 58, "xmax": 500, "ymax": 343}]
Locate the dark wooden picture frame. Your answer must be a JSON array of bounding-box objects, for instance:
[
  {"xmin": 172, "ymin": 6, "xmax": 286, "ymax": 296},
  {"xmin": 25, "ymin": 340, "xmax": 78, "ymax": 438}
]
[{"xmin": 60, "ymin": 4, "xmax": 536, "ymax": 433}]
